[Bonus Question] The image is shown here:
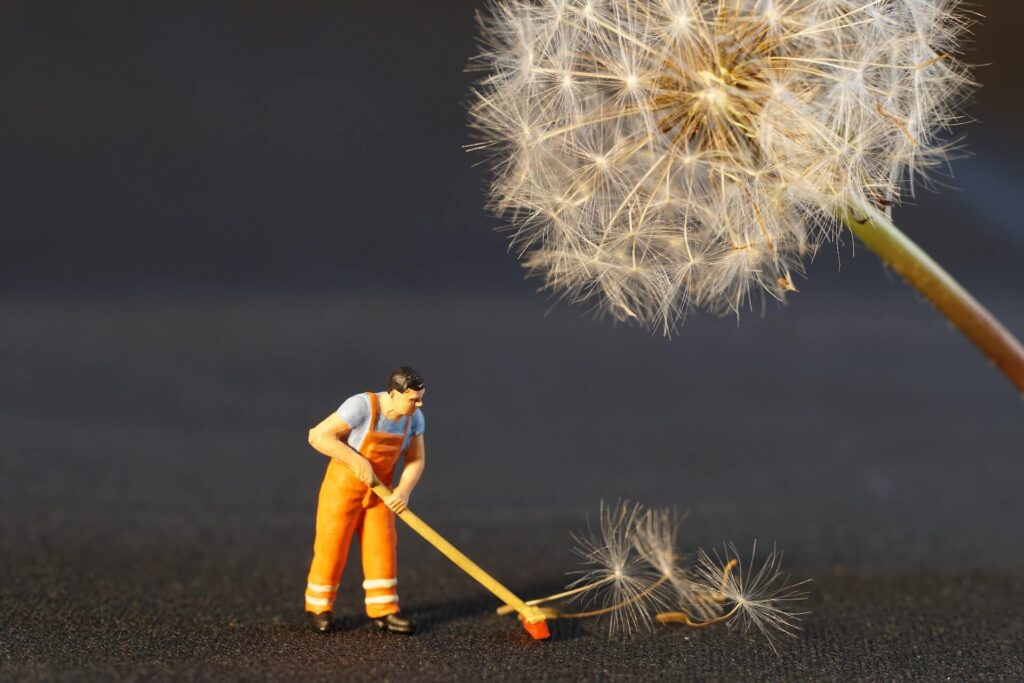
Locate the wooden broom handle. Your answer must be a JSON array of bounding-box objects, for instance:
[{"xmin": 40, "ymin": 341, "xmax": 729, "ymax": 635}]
[{"xmin": 370, "ymin": 477, "xmax": 545, "ymax": 624}]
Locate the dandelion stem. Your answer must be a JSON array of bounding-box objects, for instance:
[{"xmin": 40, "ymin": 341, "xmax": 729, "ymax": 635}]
[
  {"xmin": 843, "ymin": 201, "xmax": 1024, "ymax": 394},
  {"xmin": 655, "ymin": 602, "xmax": 741, "ymax": 628}
]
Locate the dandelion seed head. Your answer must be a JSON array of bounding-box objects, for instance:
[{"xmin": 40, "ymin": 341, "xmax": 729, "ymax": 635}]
[{"xmin": 469, "ymin": 0, "xmax": 975, "ymax": 330}]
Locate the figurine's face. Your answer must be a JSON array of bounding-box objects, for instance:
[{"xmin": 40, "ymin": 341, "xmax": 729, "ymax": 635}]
[{"xmin": 390, "ymin": 388, "xmax": 425, "ymax": 416}]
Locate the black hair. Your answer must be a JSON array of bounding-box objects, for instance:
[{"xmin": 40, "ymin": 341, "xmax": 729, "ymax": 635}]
[{"xmin": 387, "ymin": 366, "xmax": 425, "ymax": 393}]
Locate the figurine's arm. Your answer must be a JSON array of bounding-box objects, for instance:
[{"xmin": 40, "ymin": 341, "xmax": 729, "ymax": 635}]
[
  {"xmin": 307, "ymin": 412, "xmax": 374, "ymax": 485},
  {"xmin": 383, "ymin": 434, "xmax": 425, "ymax": 514}
]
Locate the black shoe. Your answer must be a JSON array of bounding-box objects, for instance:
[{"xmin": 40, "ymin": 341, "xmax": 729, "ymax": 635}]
[
  {"xmin": 371, "ymin": 612, "xmax": 416, "ymax": 635},
  {"xmin": 307, "ymin": 610, "xmax": 333, "ymax": 634}
]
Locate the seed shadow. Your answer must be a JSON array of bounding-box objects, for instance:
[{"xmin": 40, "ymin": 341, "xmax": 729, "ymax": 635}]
[{"xmin": 404, "ymin": 579, "xmax": 594, "ymax": 641}]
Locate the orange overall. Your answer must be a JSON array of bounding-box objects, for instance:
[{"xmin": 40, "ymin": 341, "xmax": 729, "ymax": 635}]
[{"xmin": 305, "ymin": 392, "xmax": 411, "ymax": 618}]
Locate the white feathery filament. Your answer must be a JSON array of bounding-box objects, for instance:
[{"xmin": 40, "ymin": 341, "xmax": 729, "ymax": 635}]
[{"xmin": 469, "ymin": 0, "xmax": 974, "ymax": 330}]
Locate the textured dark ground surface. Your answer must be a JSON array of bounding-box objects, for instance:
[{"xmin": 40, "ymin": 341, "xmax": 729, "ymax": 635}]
[
  {"xmin": 2, "ymin": 1, "xmax": 1024, "ymax": 679},
  {"xmin": 2, "ymin": 289, "xmax": 1023, "ymax": 680}
]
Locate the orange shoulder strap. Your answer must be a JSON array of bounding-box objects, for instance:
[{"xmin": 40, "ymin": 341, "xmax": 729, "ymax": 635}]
[{"xmin": 366, "ymin": 391, "xmax": 379, "ymax": 431}]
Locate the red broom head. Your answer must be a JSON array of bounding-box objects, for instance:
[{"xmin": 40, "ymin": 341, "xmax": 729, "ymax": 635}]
[{"xmin": 520, "ymin": 615, "xmax": 550, "ymax": 640}]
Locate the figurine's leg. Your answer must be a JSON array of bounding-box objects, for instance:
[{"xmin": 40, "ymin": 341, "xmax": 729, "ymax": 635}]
[
  {"xmin": 358, "ymin": 500, "xmax": 400, "ymax": 618},
  {"xmin": 305, "ymin": 478, "xmax": 364, "ymax": 614}
]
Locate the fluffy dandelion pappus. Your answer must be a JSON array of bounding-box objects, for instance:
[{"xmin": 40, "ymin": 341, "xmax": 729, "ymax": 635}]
[
  {"xmin": 498, "ymin": 501, "xmax": 809, "ymax": 650},
  {"xmin": 563, "ymin": 501, "xmax": 673, "ymax": 637},
  {"xmin": 684, "ymin": 542, "xmax": 810, "ymax": 654},
  {"xmin": 632, "ymin": 506, "xmax": 718, "ymax": 621},
  {"xmin": 469, "ymin": 0, "xmax": 1024, "ymax": 391}
]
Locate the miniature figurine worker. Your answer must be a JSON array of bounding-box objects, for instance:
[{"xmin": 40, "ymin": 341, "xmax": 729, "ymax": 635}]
[{"xmin": 304, "ymin": 366, "xmax": 426, "ymax": 635}]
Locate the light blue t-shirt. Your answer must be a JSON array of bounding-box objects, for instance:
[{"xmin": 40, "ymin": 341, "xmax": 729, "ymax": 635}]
[{"xmin": 337, "ymin": 392, "xmax": 425, "ymax": 455}]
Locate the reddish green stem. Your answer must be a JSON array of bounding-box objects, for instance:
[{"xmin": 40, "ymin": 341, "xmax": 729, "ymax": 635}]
[{"xmin": 843, "ymin": 201, "xmax": 1024, "ymax": 395}]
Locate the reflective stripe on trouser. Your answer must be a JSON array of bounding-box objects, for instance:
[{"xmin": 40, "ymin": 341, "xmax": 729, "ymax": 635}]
[
  {"xmin": 305, "ymin": 461, "xmax": 400, "ymax": 618},
  {"xmin": 363, "ymin": 577, "xmax": 399, "ymax": 610}
]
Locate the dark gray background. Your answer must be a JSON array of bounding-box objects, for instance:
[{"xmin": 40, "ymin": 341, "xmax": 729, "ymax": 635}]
[{"xmin": 1, "ymin": 1, "xmax": 1022, "ymax": 680}]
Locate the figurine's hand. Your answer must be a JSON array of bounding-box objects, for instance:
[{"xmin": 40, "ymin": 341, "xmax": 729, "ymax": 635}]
[
  {"xmin": 348, "ymin": 456, "xmax": 375, "ymax": 486},
  {"xmin": 384, "ymin": 489, "xmax": 410, "ymax": 514}
]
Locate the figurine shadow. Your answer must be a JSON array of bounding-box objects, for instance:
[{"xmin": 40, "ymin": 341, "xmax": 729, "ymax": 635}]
[
  {"xmin": 314, "ymin": 579, "xmax": 590, "ymax": 640},
  {"xmin": 317, "ymin": 580, "xmax": 594, "ymax": 640}
]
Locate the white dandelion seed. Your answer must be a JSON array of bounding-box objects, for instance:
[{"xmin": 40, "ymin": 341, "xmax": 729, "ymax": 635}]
[
  {"xmin": 565, "ymin": 501, "xmax": 673, "ymax": 637},
  {"xmin": 691, "ymin": 541, "xmax": 810, "ymax": 654},
  {"xmin": 631, "ymin": 507, "xmax": 718, "ymax": 621},
  {"xmin": 467, "ymin": 0, "xmax": 982, "ymax": 330}
]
